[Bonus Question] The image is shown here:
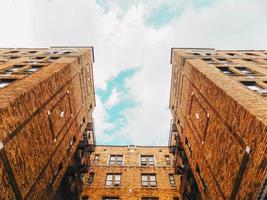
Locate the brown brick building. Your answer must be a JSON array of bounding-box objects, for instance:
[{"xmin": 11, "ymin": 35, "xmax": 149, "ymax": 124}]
[
  {"xmin": 1, "ymin": 47, "xmax": 267, "ymax": 200},
  {"xmin": 169, "ymin": 48, "xmax": 267, "ymax": 200},
  {"xmin": 80, "ymin": 145, "xmax": 180, "ymax": 200},
  {"xmin": 0, "ymin": 47, "xmax": 96, "ymax": 200}
]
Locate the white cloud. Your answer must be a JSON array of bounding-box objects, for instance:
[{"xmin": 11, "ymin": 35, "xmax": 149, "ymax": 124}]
[
  {"xmin": 93, "ymin": 96, "xmax": 115, "ymax": 143},
  {"xmin": 0, "ymin": 0, "xmax": 266, "ymax": 145},
  {"xmin": 105, "ymin": 88, "xmax": 121, "ymax": 109}
]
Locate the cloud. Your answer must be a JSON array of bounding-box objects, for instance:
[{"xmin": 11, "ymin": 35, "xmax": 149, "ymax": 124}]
[
  {"xmin": 0, "ymin": 0, "xmax": 266, "ymax": 145},
  {"xmin": 96, "ymin": 68, "xmax": 138, "ymax": 144},
  {"xmin": 105, "ymin": 88, "xmax": 121, "ymax": 109},
  {"xmin": 93, "ymin": 96, "xmax": 115, "ymax": 144}
]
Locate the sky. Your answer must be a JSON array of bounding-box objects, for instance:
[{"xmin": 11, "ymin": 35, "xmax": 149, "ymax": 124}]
[{"xmin": 0, "ymin": 0, "xmax": 266, "ymax": 145}]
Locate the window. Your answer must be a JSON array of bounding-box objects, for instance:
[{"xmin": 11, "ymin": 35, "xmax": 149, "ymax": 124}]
[
  {"xmin": 109, "ymin": 155, "xmax": 123, "ymax": 165},
  {"xmin": 9, "ymin": 56, "xmax": 20, "ymax": 59},
  {"xmin": 165, "ymin": 155, "xmax": 171, "ymax": 165},
  {"xmin": 245, "ymin": 52, "xmax": 258, "ymax": 56},
  {"xmin": 235, "ymin": 67, "xmax": 255, "ymax": 75},
  {"xmin": 227, "ymin": 53, "xmax": 238, "ymax": 56},
  {"xmin": 82, "ymin": 196, "xmax": 89, "ymax": 200},
  {"xmin": 173, "ymin": 198, "xmax": 179, "ymax": 200},
  {"xmin": 105, "ymin": 173, "xmax": 121, "ymax": 186},
  {"xmin": 202, "ymin": 58, "xmax": 215, "ymax": 64},
  {"xmin": 6, "ymin": 65, "xmax": 25, "ymax": 72},
  {"xmin": 8, "ymin": 50, "xmax": 19, "ymax": 53},
  {"xmin": 50, "ymin": 162, "xmax": 63, "ymax": 185},
  {"xmin": 185, "ymin": 138, "xmax": 192, "ymax": 156},
  {"xmin": 25, "ymin": 65, "xmax": 43, "ymax": 73},
  {"xmin": 243, "ymin": 58, "xmax": 255, "ymax": 63},
  {"xmin": 36, "ymin": 56, "xmax": 46, "ymax": 60},
  {"xmin": 25, "ymin": 68, "xmax": 39, "ymax": 73},
  {"xmin": 102, "ymin": 197, "xmax": 119, "ymax": 200},
  {"xmin": 169, "ymin": 174, "xmax": 176, "ymax": 186},
  {"xmin": 140, "ymin": 155, "xmax": 154, "ymax": 166},
  {"xmin": 0, "ymin": 79, "xmax": 16, "ymax": 89},
  {"xmin": 217, "ymin": 67, "xmax": 235, "ymax": 75},
  {"xmin": 141, "ymin": 174, "xmax": 157, "ymax": 187},
  {"xmin": 50, "ymin": 56, "xmax": 60, "ymax": 60},
  {"xmin": 88, "ymin": 172, "xmax": 95, "ymax": 185},
  {"xmin": 176, "ymin": 166, "xmax": 184, "ymax": 175},
  {"xmin": 241, "ymin": 81, "xmax": 267, "ymax": 95},
  {"xmin": 196, "ymin": 165, "xmax": 207, "ymax": 188},
  {"xmin": 217, "ymin": 58, "xmax": 233, "ymax": 64},
  {"xmin": 94, "ymin": 154, "xmax": 99, "ymax": 164},
  {"xmin": 142, "ymin": 198, "xmax": 159, "ymax": 200}
]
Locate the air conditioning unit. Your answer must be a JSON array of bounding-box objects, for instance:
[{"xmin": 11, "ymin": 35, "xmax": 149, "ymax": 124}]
[
  {"xmin": 259, "ymin": 89, "xmax": 267, "ymax": 96},
  {"xmin": 128, "ymin": 145, "xmax": 137, "ymax": 150}
]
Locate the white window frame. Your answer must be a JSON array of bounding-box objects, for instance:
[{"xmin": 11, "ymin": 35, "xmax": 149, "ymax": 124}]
[{"xmin": 140, "ymin": 155, "xmax": 155, "ymax": 166}]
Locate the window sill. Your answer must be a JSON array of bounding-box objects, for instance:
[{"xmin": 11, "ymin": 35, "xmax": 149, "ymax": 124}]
[
  {"xmin": 141, "ymin": 187, "xmax": 158, "ymax": 189},
  {"xmin": 104, "ymin": 186, "xmax": 121, "ymax": 188}
]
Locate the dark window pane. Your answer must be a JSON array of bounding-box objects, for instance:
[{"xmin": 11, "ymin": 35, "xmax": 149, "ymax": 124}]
[
  {"xmin": 236, "ymin": 67, "xmax": 255, "ymax": 75},
  {"xmin": 217, "ymin": 67, "xmax": 235, "ymax": 75},
  {"xmin": 0, "ymin": 79, "xmax": 16, "ymax": 89}
]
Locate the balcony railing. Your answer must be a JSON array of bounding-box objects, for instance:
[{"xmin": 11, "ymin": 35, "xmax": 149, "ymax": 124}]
[
  {"xmin": 78, "ymin": 120, "xmax": 96, "ymax": 152},
  {"xmin": 88, "ymin": 119, "xmax": 96, "ymax": 152},
  {"xmin": 168, "ymin": 119, "xmax": 178, "ymax": 154}
]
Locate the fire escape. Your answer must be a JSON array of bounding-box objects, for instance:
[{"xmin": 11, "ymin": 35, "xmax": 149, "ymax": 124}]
[
  {"xmin": 168, "ymin": 120, "xmax": 201, "ymax": 200},
  {"xmin": 57, "ymin": 120, "xmax": 96, "ymax": 200}
]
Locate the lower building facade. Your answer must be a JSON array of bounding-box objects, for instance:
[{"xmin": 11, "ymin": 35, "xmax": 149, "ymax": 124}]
[{"xmin": 80, "ymin": 146, "xmax": 181, "ymax": 200}]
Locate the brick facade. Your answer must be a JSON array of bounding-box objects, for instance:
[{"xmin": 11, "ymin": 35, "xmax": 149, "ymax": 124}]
[
  {"xmin": 0, "ymin": 48, "xmax": 96, "ymax": 199},
  {"xmin": 1, "ymin": 47, "xmax": 266, "ymax": 200},
  {"xmin": 81, "ymin": 146, "xmax": 180, "ymax": 200},
  {"xmin": 169, "ymin": 48, "xmax": 267, "ymax": 200}
]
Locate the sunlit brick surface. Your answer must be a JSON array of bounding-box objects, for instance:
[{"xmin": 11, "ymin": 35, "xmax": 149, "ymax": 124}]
[
  {"xmin": 81, "ymin": 146, "xmax": 180, "ymax": 200},
  {"xmin": 0, "ymin": 47, "xmax": 96, "ymax": 199},
  {"xmin": 169, "ymin": 48, "xmax": 267, "ymax": 200}
]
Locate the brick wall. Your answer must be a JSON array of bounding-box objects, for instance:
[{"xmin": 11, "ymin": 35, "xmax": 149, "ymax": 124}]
[
  {"xmin": 81, "ymin": 146, "xmax": 181, "ymax": 200},
  {"xmin": 169, "ymin": 48, "xmax": 267, "ymax": 200},
  {"xmin": 0, "ymin": 48, "xmax": 96, "ymax": 199}
]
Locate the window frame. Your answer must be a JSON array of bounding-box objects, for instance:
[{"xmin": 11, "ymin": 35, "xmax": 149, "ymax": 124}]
[
  {"xmin": 141, "ymin": 174, "xmax": 157, "ymax": 187},
  {"xmin": 93, "ymin": 154, "xmax": 99, "ymax": 164},
  {"xmin": 82, "ymin": 196, "xmax": 89, "ymax": 200},
  {"xmin": 88, "ymin": 172, "xmax": 95, "ymax": 185},
  {"xmin": 140, "ymin": 155, "xmax": 155, "ymax": 166},
  {"xmin": 108, "ymin": 155, "xmax": 124, "ymax": 166},
  {"xmin": 102, "ymin": 197, "xmax": 119, "ymax": 200},
  {"xmin": 165, "ymin": 155, "xmax": 171, "ymax": 165},
  {"xmin": 0, "ymin": 79, "xmax": 16, "ymax": 89},
  {"xmin": 169, "ymin": 174, "xmax": 176, "ymax": 187},
  {"xmin": 141, "ymin": 198, "xmax": 159, "ymax": 200},
  {"xmin": 217, "ymin": 66, "xmax": 236, "ymax": 75},
  {"xmin": 235, "ymin": 66, "xmax": 255, "ymax": 75},
  {"xmin": 241, "ymin": 81, "xmax": 267, "ymax": 96},
  {"xmin": 105, "ymin": 173, "xmax": 122, "ymax": 187}
]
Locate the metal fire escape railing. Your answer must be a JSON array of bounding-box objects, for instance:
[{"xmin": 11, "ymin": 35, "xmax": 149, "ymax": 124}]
[
  {"xmin": 168, "ymin": 119, "xmax": 178, "ymax": 154},
  {"xmin": 77, "ymin": 119, "xmax": 96, "ymax": 153},
  {"xmin": 88, "ymin": 118, "xmax": 96, "ymax": 152}
]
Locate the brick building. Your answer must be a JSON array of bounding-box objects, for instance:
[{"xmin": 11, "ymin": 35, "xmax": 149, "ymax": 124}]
[
  {"xmin": 80, "ymin": 145, "xmax": 180, "ymax": 200},
  {"xmin": 169, "ymin": 48, "xmax": 267, "ymax": 199},
  {"xmin": 0, "ymin": 47, "xmax": 96, "ymax": 199},
  {"xmin": 1, "ymin": 46, "xmax": 266, "ymax": 200}
]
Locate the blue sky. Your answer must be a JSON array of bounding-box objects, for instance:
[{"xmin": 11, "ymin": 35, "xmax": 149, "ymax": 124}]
[
  {"xmin": 96, "ymin": 68, "xmax": 138, "ymax": 144},
  {"xmin": 0, "ymin": 0, "xmax": 266, "ymax": 145},
  {"xmin": 96, "ymin": 0, "xmax": 215, "ymax": 28}
]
